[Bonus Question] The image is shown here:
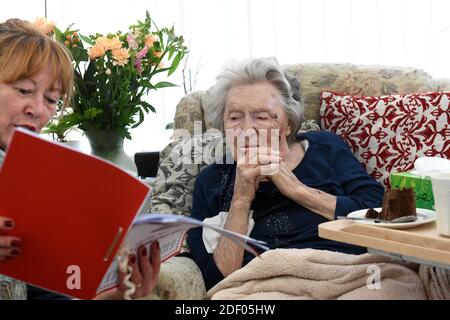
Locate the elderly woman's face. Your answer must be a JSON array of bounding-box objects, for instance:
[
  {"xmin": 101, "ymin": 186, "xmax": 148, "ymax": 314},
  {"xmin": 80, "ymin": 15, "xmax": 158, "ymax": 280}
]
[
  {"xmin": 223, "ymin": 81, "xmax": 291, "ymax": 157},
  {"xmin": 0, "ymin": 64, "xmax": 61, "ymax": 150}
]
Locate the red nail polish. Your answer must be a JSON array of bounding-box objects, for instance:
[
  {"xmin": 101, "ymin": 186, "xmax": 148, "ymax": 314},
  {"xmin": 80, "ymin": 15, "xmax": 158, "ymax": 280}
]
[
  {"xmin": 10, "ymin": 248, "xmax": 21, "ymax": 256},
  {"xmin": 141, "ymin": 247, "xmax": 147, "ymax": 257},
  {"xmin": 11, "ymin": 240, "xmax": 22, "ymax": 248},
  {"xmin": 130, "ymin": 255, "xmax": 136, "ymax": 264},
  {"xmin": 4, "ymin": 220, "xmax": 14, "ymax": 228},
  {"xmin": 156, "ymin": 241, "xmax": 160, "ymax": 250}
]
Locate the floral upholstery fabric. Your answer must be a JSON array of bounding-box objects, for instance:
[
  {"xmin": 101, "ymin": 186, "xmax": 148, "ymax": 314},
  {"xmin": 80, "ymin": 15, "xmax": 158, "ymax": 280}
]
[
  {"xmin": 150, "ymin": 134, "xmax": 219, "ymax": 218},
  {"xmin": 0, "ymin": 275, "xmax": 26, "ymax": 300},
  {"xmin": 320, "ymin": 91, "xmax": 450, "ymax": 187},
  {"xmin": 174, "ymin": 91, "xmax": 207, "ymax": 135}
]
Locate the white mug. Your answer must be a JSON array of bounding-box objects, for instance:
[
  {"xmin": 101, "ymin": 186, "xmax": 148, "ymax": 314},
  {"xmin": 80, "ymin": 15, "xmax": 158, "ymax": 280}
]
[{"xmin": 431, "ymin": 172, "xmax": 450, "ymax": 237}]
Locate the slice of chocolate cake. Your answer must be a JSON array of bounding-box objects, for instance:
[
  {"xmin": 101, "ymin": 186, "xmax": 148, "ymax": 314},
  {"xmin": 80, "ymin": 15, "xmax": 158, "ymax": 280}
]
[
  {"xmin": 365, "ymin": 208, "xmax": 380, "ymax": 219},
  {"xmin": 366, "ymin": 187, "xmax": 417, "ymax": 221}
]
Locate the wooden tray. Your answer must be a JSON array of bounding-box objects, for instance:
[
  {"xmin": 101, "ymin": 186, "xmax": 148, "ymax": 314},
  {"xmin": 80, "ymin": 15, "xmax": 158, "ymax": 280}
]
[{"xmin": 319, "ymin": 220, "xmax": 450, "ymax": 265}]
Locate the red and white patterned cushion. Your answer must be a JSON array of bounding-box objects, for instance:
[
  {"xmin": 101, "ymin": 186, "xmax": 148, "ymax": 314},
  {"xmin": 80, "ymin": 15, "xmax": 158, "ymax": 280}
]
[{"xmin": 320, "ymin": 91, "xmax": 450, "ymax": 187}]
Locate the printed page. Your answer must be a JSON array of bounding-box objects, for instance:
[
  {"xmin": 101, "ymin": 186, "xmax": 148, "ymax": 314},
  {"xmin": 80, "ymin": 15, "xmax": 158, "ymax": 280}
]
[{"xmin": 97, "ymin": 213, "xmax": 269, "ymax": 293}]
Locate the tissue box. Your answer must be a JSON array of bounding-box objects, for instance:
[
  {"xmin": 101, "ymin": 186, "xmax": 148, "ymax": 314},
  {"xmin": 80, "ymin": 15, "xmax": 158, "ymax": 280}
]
[{"xmin": 390, "ymin": 172, "xmax": 435, "ymax": 210}]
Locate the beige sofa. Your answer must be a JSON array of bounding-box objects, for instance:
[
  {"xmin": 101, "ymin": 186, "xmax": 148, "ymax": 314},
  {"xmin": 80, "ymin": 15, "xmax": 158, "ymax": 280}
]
[{"xmin": 149, "ymin": 62, "xmax": 450, "ymax": 300}]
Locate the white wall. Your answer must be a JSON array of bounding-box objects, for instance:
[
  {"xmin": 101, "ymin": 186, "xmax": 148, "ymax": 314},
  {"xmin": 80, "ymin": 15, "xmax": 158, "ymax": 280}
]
[
  {"xmin": 3, "ymin": 0, "xmax": 450, "ymax": 153},
  {"xmin": 0, "ymin": 0, "xmax": 45, "ymax": 21}
]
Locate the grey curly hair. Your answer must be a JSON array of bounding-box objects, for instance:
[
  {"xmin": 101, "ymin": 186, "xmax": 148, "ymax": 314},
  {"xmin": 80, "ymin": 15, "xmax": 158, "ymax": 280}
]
[{"xmin": 208, "ymin": 57, "xmax": 304, "ymax": 144}]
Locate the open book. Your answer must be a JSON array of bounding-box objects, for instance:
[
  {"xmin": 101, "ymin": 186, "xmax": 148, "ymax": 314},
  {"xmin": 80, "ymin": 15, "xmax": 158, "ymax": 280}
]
[
  {"xmin": 0, "ymin": 128, "xmax": 268, "ymax": 299},
  {"xmin": 97, "ymin": 213, "xmax": 269, "ymax": 294}
]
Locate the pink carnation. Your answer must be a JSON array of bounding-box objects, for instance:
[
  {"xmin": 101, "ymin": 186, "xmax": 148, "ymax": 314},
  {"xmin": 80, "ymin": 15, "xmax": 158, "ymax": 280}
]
[
  {"xmin": 136, "ymin": 46, "xmax": 148, "ymax": 59},
  {"xmin": 127, "ymin": 33, "xmax": 138, "ymax": 50},
  {"xmin": 134, "ymin": 58, "xmax": 142, "ymax": 74}
]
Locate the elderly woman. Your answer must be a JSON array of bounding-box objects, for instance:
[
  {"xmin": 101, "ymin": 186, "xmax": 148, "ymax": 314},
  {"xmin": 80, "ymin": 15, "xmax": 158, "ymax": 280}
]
[
  {"xmin": 0, "ymin": 18, "xmax": 160, "ymax": 300},
  {"xmin": 186, "ymin": 57, "xmax": 385, "ymax": 290}
]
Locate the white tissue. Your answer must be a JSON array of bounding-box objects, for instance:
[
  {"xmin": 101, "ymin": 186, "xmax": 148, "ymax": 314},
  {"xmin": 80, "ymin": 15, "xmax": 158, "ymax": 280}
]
[
  {"xmin": 202, "ymin": 211, "xmax": 255, "ymax": 254},
  {"xmin": 413, "ymin": 156, "xmax": 450, "ymax": 178}
]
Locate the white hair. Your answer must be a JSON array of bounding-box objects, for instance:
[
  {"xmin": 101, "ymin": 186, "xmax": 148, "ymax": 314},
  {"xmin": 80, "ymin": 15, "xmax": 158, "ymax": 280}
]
[{"xmin": 208, "ymin": 57, "xmax": 304, "ymax": 143}]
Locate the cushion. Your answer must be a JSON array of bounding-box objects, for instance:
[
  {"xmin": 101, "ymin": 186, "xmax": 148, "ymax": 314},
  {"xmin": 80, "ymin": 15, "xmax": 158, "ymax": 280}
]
[
  {"xmin": 320, "ymin": 91, "xmax": 450, "ymax": 187},
  {"xmin": 156, "ymin": 256, "xmax": 206, "ymax": 300}
]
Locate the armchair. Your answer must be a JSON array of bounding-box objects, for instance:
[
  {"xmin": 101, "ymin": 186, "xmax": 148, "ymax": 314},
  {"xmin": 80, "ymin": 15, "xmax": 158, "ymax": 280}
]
[{"xmin": 149, "ymin": 62, "xmax": 450, "ymax": 300}]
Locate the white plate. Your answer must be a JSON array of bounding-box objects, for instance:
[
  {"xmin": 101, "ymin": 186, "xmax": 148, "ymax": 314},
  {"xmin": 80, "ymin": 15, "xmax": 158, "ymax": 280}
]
[{"xmin": 346, "ymin": 208, "xmax": 436, "ymax": 229}]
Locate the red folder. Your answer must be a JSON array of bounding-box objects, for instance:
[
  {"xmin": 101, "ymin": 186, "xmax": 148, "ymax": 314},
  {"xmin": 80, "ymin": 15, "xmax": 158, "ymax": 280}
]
[{"xmin": 0, "ymin": 128, "xmax": 150, "ymax": 299}]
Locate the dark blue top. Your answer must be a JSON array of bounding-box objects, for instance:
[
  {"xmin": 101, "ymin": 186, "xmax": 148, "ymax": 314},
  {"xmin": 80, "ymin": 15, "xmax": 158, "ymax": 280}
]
[{"xmin": 187, "ymin": 131, "xmax": 384, "ymax": 290}]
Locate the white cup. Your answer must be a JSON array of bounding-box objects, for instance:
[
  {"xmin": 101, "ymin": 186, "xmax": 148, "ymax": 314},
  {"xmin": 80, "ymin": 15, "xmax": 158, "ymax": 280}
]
[{"xmin": 431, "ymin": 172, "xmax": 450, "ymax": 237}]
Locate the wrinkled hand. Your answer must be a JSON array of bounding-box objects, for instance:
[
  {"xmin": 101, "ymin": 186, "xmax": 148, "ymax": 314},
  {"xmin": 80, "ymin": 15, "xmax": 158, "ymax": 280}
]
[
  {"xmin": 0, "ymin": 216, "xmax": 22, "ymax": 261},
  {"xmin": 233, "ymin": 147, "xmax": 282, "ymax": 204},
  {"xmin": 95, "ymin": 241, "xmax": 161, "ymax": 300},
  {"xmin": 262, "ymin": 159, "xmax": 303, "ymax": 200},
  {"xmin": 261, "ymin": 128, "xmax": 304, "ymax": 201}
]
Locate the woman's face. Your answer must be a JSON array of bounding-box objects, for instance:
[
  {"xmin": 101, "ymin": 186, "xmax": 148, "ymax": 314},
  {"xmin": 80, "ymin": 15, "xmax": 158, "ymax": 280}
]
[
  {"xmin": 223, "ymin": 81, "xmax": 291, "ymax": 159},
  {"xmin": 0, "ymin": 64, "xmax": 61, "ymax": 150}
]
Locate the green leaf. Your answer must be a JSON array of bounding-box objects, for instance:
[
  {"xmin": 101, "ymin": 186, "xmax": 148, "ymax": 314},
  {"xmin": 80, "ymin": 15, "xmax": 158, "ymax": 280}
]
[
  {"xmin": 131, "ymin": 109, "xmax": 145, "ymax": 128},
  {"xmin": 66, "ymin": 23, "xmax": 75, "ymax": 31},
  {"xmin": 168, "ymin": 51, "xmax": 184, "ymax": 76},
  {"xmin": 140, "ymin": 101, "xmax": 156, "ymax": 113},
  {"xmin": 168, "ymin": 47, "xmax": 175, "ymax": 60},
  {"xmin": 145, "ymin": 11, "xmax": 152, "ymax": 27},
  {"xmin": 54, "ymin": 27, "xmax": 64, "ymax": 41},
  {"xmin": 140, "ymin": 80, "xmax": 155, "ymax": 89},
  {"xmin": 153, "ymin": 81, "xmax": 178, "ymax": 89},
  {"xmin": 71, "ymin": 47, "xmax": 89, "ymax": 62},
  {"xmin": 150, "ymin": 67, "xmax": 172, "ymax": 76},
  {"xmin": 79, "ymin": 34, "xmax": 94, "ymax": 45}
]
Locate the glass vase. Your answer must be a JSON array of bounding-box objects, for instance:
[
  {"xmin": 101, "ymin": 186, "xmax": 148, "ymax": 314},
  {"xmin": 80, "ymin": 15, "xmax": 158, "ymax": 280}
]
[{"xmin": 85, "ymin": 129, "xmax": 137, "ymax": 175}]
